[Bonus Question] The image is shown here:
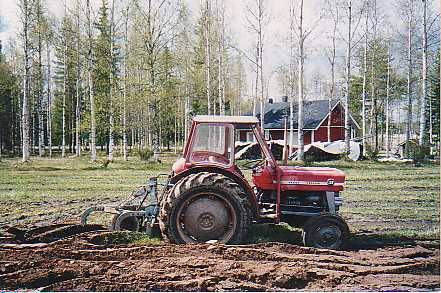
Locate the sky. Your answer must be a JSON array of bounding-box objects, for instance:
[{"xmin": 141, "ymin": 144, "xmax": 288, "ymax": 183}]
[{"xmin": 0, "ymin": 0, "xmax": 426, "ymax": 101}]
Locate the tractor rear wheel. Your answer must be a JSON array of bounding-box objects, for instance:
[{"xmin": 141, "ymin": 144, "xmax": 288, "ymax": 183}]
[
  {"xmin": 159, "ymin": 172, "xmax": 251, "ymax": 244},
  {"xmin": 302, "ymin": 213, "xmax": 349, "ymax": 250}
]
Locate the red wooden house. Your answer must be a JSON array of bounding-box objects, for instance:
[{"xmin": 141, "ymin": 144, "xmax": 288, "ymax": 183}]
[{"xmin": 238, "ymin": 98, "xmax": 360, "ymax": 144}]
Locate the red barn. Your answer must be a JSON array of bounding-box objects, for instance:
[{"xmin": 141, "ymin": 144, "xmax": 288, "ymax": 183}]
[{"xmin": 238, "ymin": 99, "xmax": 360, "ymax": 144}]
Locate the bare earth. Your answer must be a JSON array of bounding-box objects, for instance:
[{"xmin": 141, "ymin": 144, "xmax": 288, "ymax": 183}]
[{"xmin": 0, "ymin": 225, "xmax": 439, "ymax": 291}]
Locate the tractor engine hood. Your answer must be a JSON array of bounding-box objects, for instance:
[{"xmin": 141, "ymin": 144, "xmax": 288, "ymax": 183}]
[{"xmin": 277, "ymin": 166, "xmax": 345, "ymax": 192}]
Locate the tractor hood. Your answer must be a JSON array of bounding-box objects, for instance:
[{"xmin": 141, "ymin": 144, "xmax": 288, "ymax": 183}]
[{"xmin": 278, "ymin": 166, "xmax": 346, "ymax": 192}]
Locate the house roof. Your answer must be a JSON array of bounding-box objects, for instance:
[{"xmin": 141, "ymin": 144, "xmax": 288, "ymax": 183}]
[{"xmin": 248, "ymin": 99, "xmax": 359, "ymax": 130}]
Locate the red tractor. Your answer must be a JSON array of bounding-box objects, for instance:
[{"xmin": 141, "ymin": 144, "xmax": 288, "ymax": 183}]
[{"xmin": 82, "ymin": 115, "xmax": 349, "ymax": 249}]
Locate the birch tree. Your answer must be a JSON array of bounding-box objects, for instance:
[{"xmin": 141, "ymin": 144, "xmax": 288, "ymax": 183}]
[
  {"xmin": 108, "ymin": 0, "xmax": 115, "ymax": 161},
  {"xmin": 291, "ymin": 0, "xmax": 322, "ymax": 160},
  {"xmin": 61, "ymin": 1, "xmax": 67, "ymax": 158},
  {"xmin": 324, "ymin": 0, "xmax": 340, "ymax": 143},
  {"xmin": 418, "ymin": 0, "xmax": 428, "ymax": 145},
  {"xmin": 87, "ymin": 0, "xmax": 97, "ymax": 161},
  {"xmin": 245, "ymin": 0, "xmax": 267, "ymax": 131},
  {"xmin": 75, "ymin": 0, "xmax": 81, "ymax": 157},
  {"xmin": 19, "ymin": 0, "xmax": 32, "ymax": 162}
]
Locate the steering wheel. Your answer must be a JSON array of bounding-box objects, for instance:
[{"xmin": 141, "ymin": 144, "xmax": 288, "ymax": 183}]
[{"xmin": 241, "ymin": 159, "xmax": 266, "ymax": 170}]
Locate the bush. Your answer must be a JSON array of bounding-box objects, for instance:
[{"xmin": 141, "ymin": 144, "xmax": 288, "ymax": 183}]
[
  {"xmin": 138, "ymin": 148, "xmax": 154, "ymax": 161},
  {"xmin": 408, "ymin": 143, "xmax": 430, "ymax": 164},
  {"xmin": 365, "ymin": 144, "xmax": 379, "ymax": 161}
]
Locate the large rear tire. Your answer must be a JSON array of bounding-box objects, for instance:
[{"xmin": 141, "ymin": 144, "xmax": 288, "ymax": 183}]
[
  {"xmin": 302, "ymin": 213, "xmax": 349, "ymax": 250},
  {"xmin": 159, "ymin": 172, "xmax": 251, "ymax": 244}
]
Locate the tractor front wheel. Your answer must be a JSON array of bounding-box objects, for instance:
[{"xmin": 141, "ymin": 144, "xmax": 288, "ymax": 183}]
[
  {"xmin": 302, "ymin": 213, "xmax": 349, "ymax": 250},
  {"xmin": 159, "ymin": 172, "xmax": 251, "ymax": 244}
]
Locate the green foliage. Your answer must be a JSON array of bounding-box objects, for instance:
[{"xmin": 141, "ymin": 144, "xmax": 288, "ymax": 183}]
[
  {"xmin": 365, "ymin": 144, "xmax": 379, "ymax": 161},
  {"xmin": 406, "ymin": 141, "xmax": 430, "ymax": 164},
  {"xmin": 138, "ymin": 148, "xmax": 154, "ymax": 161}
]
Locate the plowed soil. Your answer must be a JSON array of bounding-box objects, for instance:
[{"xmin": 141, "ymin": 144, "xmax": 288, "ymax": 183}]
[{"xmin": 0, "ymin": 227, "xmax": 439, "ymax": 291}]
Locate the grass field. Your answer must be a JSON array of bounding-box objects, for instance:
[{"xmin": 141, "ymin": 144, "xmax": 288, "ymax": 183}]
[{"xmin": 0, "ymin": 153, "xmax": 439, "ymax": 245}]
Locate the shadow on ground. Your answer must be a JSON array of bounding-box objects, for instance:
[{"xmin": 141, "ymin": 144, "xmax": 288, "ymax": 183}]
[{"xmin": 248, "ymin": 223, "xmax": 439, "ymax": 251}]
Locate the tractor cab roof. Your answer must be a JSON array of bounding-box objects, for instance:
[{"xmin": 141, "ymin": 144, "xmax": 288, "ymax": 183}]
[{"xmin": 193, "ymin": 115, "xmax": 259, "ymax": 125}]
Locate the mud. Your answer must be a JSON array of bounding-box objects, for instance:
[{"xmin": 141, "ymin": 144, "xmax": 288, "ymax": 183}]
[{"xmin": 0, "ymin": 227, "xmax": 439, "ymax": 291}]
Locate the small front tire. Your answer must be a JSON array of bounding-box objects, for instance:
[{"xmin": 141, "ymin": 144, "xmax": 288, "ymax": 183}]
[{"xmin": 302, "ymin": 213, "xmax": 349, "ymax": 250}]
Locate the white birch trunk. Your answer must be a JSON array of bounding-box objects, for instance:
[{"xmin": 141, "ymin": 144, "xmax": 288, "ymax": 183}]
[
  {"xmin": 122, "ymin": 6, "xmax": 129, "ymax": 161},
  {"xmin": 87, "ymin": 0, "xmax": 97, "ymax": 161},
  {"xmin": 406, "ymin": 2, "xmax": 413, "ymax": 158},
  {"xmin": 205, "ymin": 0, "xmax": 212, "ymax": 115},
  {"xmin": 75, "ymin": 0, "xmax": 81, "ymax": 157},
  {"xmin": 37, "ymin": 0, "xmax": 45, "ymax": 157},
  {"xmin": 297, "ymin": 0, "xmax": 305, "ymax": 160},
  {"xmin": 258, "ymin": 0, "xmax": 265, "ymax": 132},
  {"xmin": 61, "ymin": 2, "xmax": 67, "ymax": 158},
  {"xmin": 344, "ymin": 0, "xmax": 352, "ymax": 155},
  {"xmin": 385, "ymin": 46, "xmax": 391, "ymax": 157},
  {"xmin": 419, "ymin": 0, "xmax": 427, "ymax": 145},
  {"xmin": 108, "ymin": 0, "xmax": 115, "ymax": 161},
  {"xmin": 361, "ymin": 8, "xmax": 368, "ymax": 156},
  {"xmin": 46, "ymin": 41, "xmax": 52, "ymax": 157},
  {"xmin": 21, "ymin": 0, "xmax": 30, "ymax": 162}
]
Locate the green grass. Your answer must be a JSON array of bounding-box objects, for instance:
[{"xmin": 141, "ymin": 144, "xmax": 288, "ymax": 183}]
[{"xmin": 0, "ymin": 155, "xmax": 439, "ymax": 243}]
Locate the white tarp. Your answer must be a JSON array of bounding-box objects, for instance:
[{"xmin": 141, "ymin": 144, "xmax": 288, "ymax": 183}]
[{"xmin": 235, "ymin": 140, "xmax": 362, "ymax": 161}]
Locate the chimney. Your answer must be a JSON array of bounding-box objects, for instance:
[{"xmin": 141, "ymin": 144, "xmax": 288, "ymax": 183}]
[
  {"xmin": 282, "ymin": 96, "xmax": 288, "ymax": 103},
  {"xmin": 268, "ymin": 98, "xmax": 273, "ymax": 104}
]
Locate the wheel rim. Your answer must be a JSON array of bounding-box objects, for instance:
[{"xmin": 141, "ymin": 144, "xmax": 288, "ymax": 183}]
[
  {"xmin": 118, "ymin": 217, "xmax": 139, "ymax": 231},
  {"xmin": 176, "ymin": 192, "xmax": 237, "ymax": 243},
  {"xmin": 312, "ymin": 224, "xmax": 342, "ymax": 249}
]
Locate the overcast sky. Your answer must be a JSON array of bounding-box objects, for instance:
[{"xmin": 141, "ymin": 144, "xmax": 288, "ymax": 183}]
[{"xmin": 0, "ymin": 0, "xmax": 428, "ymax": 100}]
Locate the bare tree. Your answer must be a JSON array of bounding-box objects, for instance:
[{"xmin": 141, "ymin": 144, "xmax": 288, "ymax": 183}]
[
  {"xmin": 385, "ymin": 44, "xmax": 391, "ymax": 157},
  {"xmin": 75, "ymin": 0, "xmax": 81, "ymax": 157},
  {"xmin": 216, "ymin": 0, "xmax": 226, "ymax": 115},
  {"xmin": 36, "ymin": 0, "xmax": 45, "ymax": 157},
  {"xmin": 46, "ymin": 37, "xmax": 52, "ymax": 157},
  {"xmin": 108, "ymin": 0, "xmax": 115, "ymax": 161},
  {"xmin": 324, "ymin": 0, "xmax": 340, "ymax": 143},
  {"xmin": 361, "ymin": 1, "xmax": 369, "ymax": 156},
  {"xmin": 122, "ymin": 4, "xmax": 130, "ymax": 161},
  {"xmin": 204, "ymin": 0, "xmax": 212, "ymax": 115},
  {"xmin": 245, "ymin": 0, "xmax": 267, "ymax": 131},
  {"xmin": 290, "ymin": 0, "xmax": 323, "ymax": 160},
  {"xmin": 418, "ymin": 0, "xmax": 428, "ymax": 145},
  {"xmin": 405, "ymin": 0, "xmax": 414, "ymax": 158},
  {"xmin": 19, "ymin": 0, "xmax": 32, "ymax": 162},
  {"xmin": 344, "ymin": 0, "xmax": 353, "ymax": 156},
  {"xmin": 288, "ymin": 1, "xmax": 296, "ymax": 153},
  {"xmin": 61, "ymin": 1, "xmax": 67, "ymax": 158},
  {"xmin": 87, "ymin": 0, "xmax": 97, "ymax": 161}
]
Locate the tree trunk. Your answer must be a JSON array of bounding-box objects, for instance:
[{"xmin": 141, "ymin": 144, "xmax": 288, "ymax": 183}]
[
  {"xmin": 75, "ymin": 0, "xmax": 81, "ymax": 157},
  {"xmin": 87, "ymin": 0, "xmax": 97, "ymax": 161},
  {"xmin": 108, "ymin": 0, "xmax": 115, "ymax": 161},
  {"xmin": 419, "ymin": 0, "xmax": 427, "ymax": 145},
  {"xmin": 297, "ymin": 0, "xmax": 304, "ymax": 160},
  {"xmin": 46, "ymin": 41, "xmax": 52, "ymax": 157},
  {"xmin": 37, "ymin": 0, "xmax": 45, "ymax": 157},
  {"xmin": 406, "ymin": 2, "xmax": 413, "ymax": 158},
  {"xmin": 205, "ymin": 0, "xmax": 212, "ymax": 115},
  {"xmin": 361, "ymin": 8, "xmax": 368, "ymax": 156},
  {"xmin": 62, "ymin": 3, "xmax": 67, "ymax": 158},
  {"xmin": 122, "ymin": 6, "xmax": 129, "ymax": 161},
  {"xmin": 385, "ymin": 46, "xmax": 391, "ymax": 157},
  {"xmin": 344, "ymin": 0, "xmax": 352, "ymax": 156},
  {"xmin": 258, "ymin": 0, "xmax": 264, "ymax": 132},
  {"xmin": 21, "ymin": 0, "xmax": 30, "ymax": 162}
]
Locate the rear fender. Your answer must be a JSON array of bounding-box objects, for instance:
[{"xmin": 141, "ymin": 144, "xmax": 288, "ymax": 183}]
[{"xmin": 169, "ymin": 166, "xmax": 258, "ymax": 217}]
